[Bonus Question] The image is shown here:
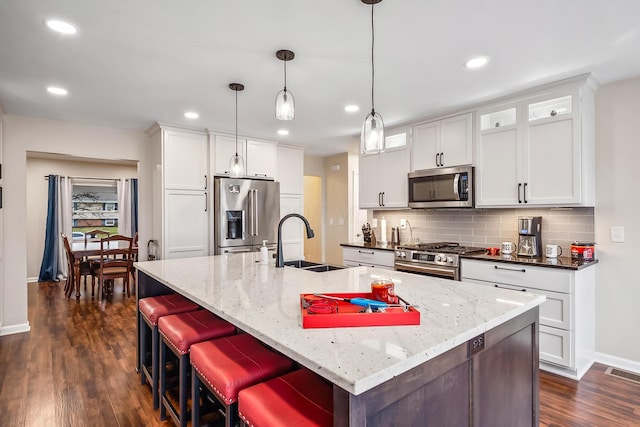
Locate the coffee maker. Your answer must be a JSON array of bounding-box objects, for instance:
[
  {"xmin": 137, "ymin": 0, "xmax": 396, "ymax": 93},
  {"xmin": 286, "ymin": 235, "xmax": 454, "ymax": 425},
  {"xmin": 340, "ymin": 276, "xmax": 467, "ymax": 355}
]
[{"xmin": 517, "ymin": 216, "xmax": 542, "ymax": 257}]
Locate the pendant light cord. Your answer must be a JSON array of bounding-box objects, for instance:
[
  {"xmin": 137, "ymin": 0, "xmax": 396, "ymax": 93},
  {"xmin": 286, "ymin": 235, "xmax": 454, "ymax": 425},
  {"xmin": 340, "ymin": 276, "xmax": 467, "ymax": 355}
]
[
  {"xmin": 283, "ymin": 59, "xmax": 287, "ymax": 92},
  {"xmin": 235, "ymin": 89, "xmax": 239, "ymax": 156},
  {"xmin": 370, "ymin": 1, "xmax": 375, "ymax": 114}
]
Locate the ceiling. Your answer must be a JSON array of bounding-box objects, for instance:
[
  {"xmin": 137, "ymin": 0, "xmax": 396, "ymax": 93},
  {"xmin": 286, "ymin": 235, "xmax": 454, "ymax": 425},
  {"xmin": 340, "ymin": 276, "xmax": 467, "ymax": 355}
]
[{"xmin": 2, "ymin": 1, "xmax": 640, "ymax": 156}]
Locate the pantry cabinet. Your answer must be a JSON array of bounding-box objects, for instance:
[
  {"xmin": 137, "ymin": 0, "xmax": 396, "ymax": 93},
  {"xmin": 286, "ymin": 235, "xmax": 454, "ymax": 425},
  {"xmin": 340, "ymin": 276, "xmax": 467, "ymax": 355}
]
[
  {"xmin": 148, "ymin": 124, "xmax": 210, "ymax": 260},
  {"xmin": 359, "ymin": 131, "xmax": 410, "ymax": 209},
  {"xmin": 461, "ymin": 258, "xmax": 595, "ymax": 380},
  {"xmin": 412, "ymin": 113, "xmax": 473, "ymax": 171},
  {"xmin": 276, "ymin": 145, "xmax": 305, "ymax": 260},
  {"xmin": 475, "ymin": 76, "xmax": 595, "ymax": 207}
]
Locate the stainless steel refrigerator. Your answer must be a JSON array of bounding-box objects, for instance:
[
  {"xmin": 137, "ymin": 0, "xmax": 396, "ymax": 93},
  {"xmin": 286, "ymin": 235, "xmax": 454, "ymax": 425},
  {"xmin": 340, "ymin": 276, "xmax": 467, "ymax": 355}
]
[{"xmin": 214, "ymin": 177, "xmax": 280, "ymax": 254}]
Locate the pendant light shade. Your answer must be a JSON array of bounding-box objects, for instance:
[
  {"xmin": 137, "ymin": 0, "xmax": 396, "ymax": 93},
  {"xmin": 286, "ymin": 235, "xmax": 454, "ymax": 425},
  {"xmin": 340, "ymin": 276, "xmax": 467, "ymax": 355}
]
[
  {"xmin": 229, "ymin": 83, "xmax": 245, "ymax": 178},
  {"xmin": 275, "ymin": 49, "xmax": 295, "ymax": 120},
  {"xmin": 361, "ymin": 0, "xmax": 385, "ymax": 154}
]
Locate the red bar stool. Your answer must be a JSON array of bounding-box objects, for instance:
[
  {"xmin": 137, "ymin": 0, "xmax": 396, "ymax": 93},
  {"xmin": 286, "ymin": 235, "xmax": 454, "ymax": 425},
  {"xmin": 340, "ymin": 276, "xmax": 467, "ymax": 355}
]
[
  {"xmin": 139, "ymin": 294, "xmax": 199, "ymax": 409},
  {"xmin": 190, "ymin": 334, "xmax": 295, "ymax": 427},
  {"xmin": 238, "ymin": 368, "xmax": 334, "ymax": 427},
  {"xmin": 158, "ymin": 310, "xmax": 236, "ymax": 427}
]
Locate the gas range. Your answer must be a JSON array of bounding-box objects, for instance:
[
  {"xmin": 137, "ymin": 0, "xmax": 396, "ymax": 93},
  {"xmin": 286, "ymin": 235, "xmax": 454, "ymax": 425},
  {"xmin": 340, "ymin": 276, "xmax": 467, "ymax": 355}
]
[{"xmin": 394, "ymin": 242, "xmax": 486, "ymax": 280}]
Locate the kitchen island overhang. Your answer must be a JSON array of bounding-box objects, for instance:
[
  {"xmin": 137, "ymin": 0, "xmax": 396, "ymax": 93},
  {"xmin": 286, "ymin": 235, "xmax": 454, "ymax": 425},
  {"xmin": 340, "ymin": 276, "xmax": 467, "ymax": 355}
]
[{"xmin": 135, "ymin": 253, "xmax": 545, "ymax": 425}]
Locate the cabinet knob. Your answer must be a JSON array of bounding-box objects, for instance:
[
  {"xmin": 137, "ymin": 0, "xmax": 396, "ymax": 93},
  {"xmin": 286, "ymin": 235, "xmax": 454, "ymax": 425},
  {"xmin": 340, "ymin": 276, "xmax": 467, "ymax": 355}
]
[{"xmin": 550, "ymin": 110, "xmax": 558, "ymax": 117}]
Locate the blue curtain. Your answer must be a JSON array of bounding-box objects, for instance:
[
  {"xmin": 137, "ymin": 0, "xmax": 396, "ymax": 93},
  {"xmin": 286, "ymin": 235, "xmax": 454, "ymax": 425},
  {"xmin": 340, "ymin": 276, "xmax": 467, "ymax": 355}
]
[
  {"xmin": 38, "ymin": 175, "xmax": 60, "ymax": 282},
  {"xmin": 131, "ymin": 178, "xmax": 138, "ymax": 235}
]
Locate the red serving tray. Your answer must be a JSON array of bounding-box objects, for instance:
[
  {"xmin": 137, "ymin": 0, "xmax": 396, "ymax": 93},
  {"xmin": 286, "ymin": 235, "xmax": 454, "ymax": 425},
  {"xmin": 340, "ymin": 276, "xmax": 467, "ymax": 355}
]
[{"xmin": 300, "ymin": 292, "xmax": 420, "ymax": 329}]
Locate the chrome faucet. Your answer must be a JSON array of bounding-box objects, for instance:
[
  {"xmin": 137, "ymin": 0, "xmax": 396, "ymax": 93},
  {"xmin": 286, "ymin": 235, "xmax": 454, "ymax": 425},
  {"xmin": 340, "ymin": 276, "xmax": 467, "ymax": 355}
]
[{"xmin": 276, "ymin": 213, "xmax": 315, "ymax": 268}]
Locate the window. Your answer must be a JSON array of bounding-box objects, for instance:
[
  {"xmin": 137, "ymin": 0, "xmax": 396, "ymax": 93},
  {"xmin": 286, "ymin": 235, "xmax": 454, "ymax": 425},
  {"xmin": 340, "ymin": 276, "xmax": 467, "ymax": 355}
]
[{"xmin": 72, "ymin": 180, "xmax": 118, "ymax": 234}]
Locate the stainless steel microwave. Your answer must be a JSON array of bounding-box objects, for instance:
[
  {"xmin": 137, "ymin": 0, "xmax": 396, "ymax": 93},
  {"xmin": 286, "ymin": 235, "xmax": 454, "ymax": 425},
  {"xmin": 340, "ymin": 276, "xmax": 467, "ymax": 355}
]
[{"xmin": 408, "ymin": 166, "xmax": 474, "ymax": 208}]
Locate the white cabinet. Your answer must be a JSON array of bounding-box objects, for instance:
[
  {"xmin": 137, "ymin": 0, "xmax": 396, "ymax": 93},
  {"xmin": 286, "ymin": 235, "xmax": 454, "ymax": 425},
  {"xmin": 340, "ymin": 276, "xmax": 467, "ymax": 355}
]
[
  {"xmin": 163, "ymin": 129, "xmax": 208, "ymax": 190},
  {"xmin": 277, "ymin": 145, "xmax": 305, "ymax": 260},
  {"xmin": 342, "ymin": 246, "xmax": 395, "ymax": 270},
  {"xmin": 475, "ymin": 76, "xmax": 595, "ymax": 207},
  {"xmin": 359, "ymin": 131, "xmax": 410, "ymax": 209},
  {"xmin": 212, "ymin": 134, "xmax": 246, "ymax": 176},
  {"xmin": 461, "ymin": 258, "xmax": 595, "ymax": 380},
  {"xmin": 148, "ymin": 124, "xmax": 210, "ymax": 260},
  {"xmin": 412, "ymin": 113, "xmax": 473, "ymax": 171},
  {"xmin": 246, "ymin": 140, "xmax": 277, "ymax": 178},
  {"xmin": 276, "ymin": 145, "xmax": 304, "ymax": 194}
]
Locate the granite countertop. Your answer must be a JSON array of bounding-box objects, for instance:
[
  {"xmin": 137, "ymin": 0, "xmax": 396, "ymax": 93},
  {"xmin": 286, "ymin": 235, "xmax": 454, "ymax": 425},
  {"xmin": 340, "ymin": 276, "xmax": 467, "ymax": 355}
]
[
  {"xmin": 340, "ymin": 242, "xmax": 399, "ymax": 251},
  {"xmin": 462, "ymin": 253, "xmax": 598, "ymax": 270},
  {"xmin": 135, "ymin": 254, "xmax": 544, "ymax": 395}
]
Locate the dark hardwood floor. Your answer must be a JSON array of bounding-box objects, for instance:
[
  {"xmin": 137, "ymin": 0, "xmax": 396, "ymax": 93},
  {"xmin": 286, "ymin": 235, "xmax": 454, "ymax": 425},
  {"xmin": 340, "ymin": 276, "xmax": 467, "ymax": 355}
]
[{"xmin": 1, "ymin": 281, "xmax": 639, "ymax": 426}]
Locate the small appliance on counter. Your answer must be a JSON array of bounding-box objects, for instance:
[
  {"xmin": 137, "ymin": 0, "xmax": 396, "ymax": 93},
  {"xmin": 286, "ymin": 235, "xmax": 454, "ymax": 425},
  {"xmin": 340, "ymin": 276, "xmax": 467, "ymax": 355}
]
[
  {"xmin": 517, "ymin": 216, "xmax": 542, "ymax": 257},
  {"xmin": 570, "ymin": 242, "xmax": 595, "ymax": 261}
]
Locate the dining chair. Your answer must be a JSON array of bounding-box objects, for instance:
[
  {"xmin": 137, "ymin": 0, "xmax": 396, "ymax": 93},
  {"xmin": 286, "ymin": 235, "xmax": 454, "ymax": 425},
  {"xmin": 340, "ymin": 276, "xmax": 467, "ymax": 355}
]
[
  {"xmin": 84, "ymin": 229, "xmax": 111, "ymax": 296},
  {"xmin": 130, "ymin": 231, "xmax": 139, "ymax": 290},
  {"xmin": 61, "ymin": 234, "xmax": 77, "ymax": 298},
  {"xmin": 92, "ymin": 234, "xmax": 134, "ymax": 299},
  {"xmin": 84, "ymin": 229, "xmax": 110, "ymax": 244}
]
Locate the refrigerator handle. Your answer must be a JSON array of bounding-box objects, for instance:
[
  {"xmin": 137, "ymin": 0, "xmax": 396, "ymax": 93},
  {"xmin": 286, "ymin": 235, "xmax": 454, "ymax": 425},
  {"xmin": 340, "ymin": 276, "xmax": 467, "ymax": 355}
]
[{"xmin": 252, "ymin": 189, "xmax": 259, "ymax": 236}]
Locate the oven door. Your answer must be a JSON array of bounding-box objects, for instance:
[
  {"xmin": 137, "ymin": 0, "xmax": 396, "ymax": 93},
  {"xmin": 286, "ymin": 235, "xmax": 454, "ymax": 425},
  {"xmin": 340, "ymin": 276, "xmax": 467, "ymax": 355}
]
[{"xmin": 394, "ymin": 261, "xmax": 458, "ymax": 281}]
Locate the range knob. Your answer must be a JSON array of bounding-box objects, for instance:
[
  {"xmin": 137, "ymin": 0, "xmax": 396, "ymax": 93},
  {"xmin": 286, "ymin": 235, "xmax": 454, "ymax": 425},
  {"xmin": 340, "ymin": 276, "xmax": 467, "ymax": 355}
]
[
  {"xmin": 446, "ymin": 257, "xmax": 454, "ymax": 264},
  {"xmin": 400, "ymin": 251, "xmax": 406, "ymax": 258},
  {"xmin": 435, "ymin": 254, "xmax": 442, "ymax": 262}
]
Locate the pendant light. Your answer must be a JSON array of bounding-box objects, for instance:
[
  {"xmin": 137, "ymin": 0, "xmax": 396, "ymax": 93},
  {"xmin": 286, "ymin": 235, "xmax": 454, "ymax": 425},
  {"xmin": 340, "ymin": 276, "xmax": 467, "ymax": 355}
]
[
  {"xmin": 275, "ymin": 49, "xmax": 295, "ymax": 120},
  {"xmin": 229, "ymin": 83, "xmax": 245, "ymax": 178},
  {"xmin": 361, "ymin": 0, "xmax": 385, "ymax": 154}
]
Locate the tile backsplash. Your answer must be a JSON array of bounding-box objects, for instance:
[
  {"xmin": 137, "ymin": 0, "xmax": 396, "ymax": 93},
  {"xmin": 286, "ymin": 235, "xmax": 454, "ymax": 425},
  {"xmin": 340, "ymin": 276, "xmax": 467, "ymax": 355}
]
[{"xmin": 371, "ymin": 207, "xmax": 594, "ymax": 251}]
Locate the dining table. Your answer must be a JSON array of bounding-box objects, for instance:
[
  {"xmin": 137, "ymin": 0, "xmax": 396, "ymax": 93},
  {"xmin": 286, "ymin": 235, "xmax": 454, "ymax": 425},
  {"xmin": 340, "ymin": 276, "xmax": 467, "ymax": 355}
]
[{"xmin": 70, "ymin": 240, "xmax": 138, "ymax": 299}]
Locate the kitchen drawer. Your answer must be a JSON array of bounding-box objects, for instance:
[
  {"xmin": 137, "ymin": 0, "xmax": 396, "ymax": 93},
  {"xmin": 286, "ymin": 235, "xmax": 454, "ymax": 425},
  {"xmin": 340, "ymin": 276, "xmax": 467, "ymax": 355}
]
[
  {"xmin": 489, "ymin": 282, "xmax": 571, "ymax": 330},
  {"xmin": 461, "ymin": 259, "xmax": 572, "ymax": 294},
  {"xmin": 344, "ymin": 261, "xmax": 394, "ymax": 271},
  {"xmin": 342, "ymin": 247, "xmax": 395, "ymax": 269},
  {"xmin": 540, "ymin": 325, "xmax": 572, "ymax": 368}
]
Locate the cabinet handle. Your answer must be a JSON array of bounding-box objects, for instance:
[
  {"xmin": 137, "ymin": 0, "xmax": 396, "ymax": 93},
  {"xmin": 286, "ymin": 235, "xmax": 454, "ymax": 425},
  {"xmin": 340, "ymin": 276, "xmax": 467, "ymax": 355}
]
[
  {"xmin": 254, "ymin": 173, "xmax": 268, "ymax": 177},
  {"xmin": 494, "ymin": 284, "xmax": 526, "ymax": 292},
  {"xmin": 204, "ymin": 175, "xmax": 207, "ymax": 190},
  {"xmin": 358, "ymin": 250, "xmax": 375, "ymax": 255},
  {"xmin": 523, "ymin": 182, "xmax": 528, "ymax": 203},
  {"xmin": 381, "ymin": 192, "xmax": 385, "ymax": 206},
  {"xmin": 435, "ymin": 153, "xmax": 440, "ymax": 167},
  {"xmin": 550, "ymin": 110, "xmax": 557, "ymax": 117},
  {"xmin": 204, "ymin": 192, "xmax": 208, "ymax": 212},
  {"xmin": 378, "ymin": 192, "xmax": 382, "ymax": 206},
  {"xmin": 440, "ymin": 152, "xmax": 444, "ymax": 167},
  {"xmin": 518, "ymin": 183, "xmax": 522, "ymax": 203},
  {"xmin": 494, "ymin": 265, "xmax": 526, "ymax": 273}
]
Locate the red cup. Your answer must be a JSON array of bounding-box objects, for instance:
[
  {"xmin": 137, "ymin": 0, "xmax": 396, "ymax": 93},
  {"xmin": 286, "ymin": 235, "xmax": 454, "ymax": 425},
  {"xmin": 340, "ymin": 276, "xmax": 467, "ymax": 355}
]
[
  {"xmin": 371, "ymin": 279, "xmax": 397, "ymax": 304},
  {"xmin": 486, "ymin": 247, "xmax": 500, "ymax": 256}
]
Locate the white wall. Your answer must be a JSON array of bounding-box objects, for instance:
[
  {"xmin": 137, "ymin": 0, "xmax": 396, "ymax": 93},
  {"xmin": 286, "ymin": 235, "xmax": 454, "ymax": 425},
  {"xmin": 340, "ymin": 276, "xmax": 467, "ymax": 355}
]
[
  {"xmin": 25, "ymin": 156, "xmax": 138, "ymax": 280},
  {"xmin": 1, "ymin": 114, "xmax": 151, "ymax": 336},
  {"xmin": 594, "ymin": 76, "xmax": 640, "ymax": 365}
]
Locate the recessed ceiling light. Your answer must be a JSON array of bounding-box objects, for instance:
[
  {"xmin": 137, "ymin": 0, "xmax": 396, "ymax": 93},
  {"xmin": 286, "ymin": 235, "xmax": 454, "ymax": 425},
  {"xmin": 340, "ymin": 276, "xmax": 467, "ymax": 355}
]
[
  {"xmin": 44, "ymin": 19, "xmax": 78, "ymax": 35},
  {"xmin": 345, "ymin": 105, "xmax": 360, "ymax": 113},
  {"xmin": 277, "ymin": 129, "xmax": 289, "ymax": 136},
  {"xmin": 184, "ymin": 111, "xmax": 199, "ymax": 119},
  {"xmin": 47, "ymin": 86, "xmax": 68, "ymax": 96},
  {"xmin": 465, "ymin": 56, "xmax": 489, "ymax": 69}
]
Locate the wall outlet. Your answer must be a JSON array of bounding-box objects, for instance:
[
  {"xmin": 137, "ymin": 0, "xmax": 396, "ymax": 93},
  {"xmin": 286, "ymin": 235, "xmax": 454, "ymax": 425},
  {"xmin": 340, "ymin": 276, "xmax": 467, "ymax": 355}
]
[
  {"xmin": 610, "ymin": 226, "xmax": 624, "ymax": 243},
  {"xmin": 372, "ymin": 218, "xmax": 378, "ymax": 228},
  {"xmin": 400, "ymin": 219, "xmax": 407, "ymax": 229}
]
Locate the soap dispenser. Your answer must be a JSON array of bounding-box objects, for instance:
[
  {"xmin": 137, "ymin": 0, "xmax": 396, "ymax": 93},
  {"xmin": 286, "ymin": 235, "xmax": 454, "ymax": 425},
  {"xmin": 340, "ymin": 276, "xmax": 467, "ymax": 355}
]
[{"xmin": 260, "ymin": 240, "xmax": 269, "ymax": 265}]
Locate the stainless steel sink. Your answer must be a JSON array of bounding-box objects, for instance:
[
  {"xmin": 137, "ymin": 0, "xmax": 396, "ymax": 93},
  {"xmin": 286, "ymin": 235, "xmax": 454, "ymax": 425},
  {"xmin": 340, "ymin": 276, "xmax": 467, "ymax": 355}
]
[{"xmin": 283, "ymin": 260, "xmax": 345, "ymax": 272}]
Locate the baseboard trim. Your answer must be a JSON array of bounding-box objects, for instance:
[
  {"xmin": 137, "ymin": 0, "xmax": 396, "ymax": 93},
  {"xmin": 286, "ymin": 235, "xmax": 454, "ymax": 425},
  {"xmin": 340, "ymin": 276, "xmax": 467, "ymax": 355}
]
[
  {"xmin": 596, "ymin": 352, "xmax": 640, "ymax": 375},
  {"xmin": 27, "ymin": 276, "xmax": 39, "ymax": 283},
  {"xmin": 0, "ymin": 322, "xmax": 31, "ymax": 336}
]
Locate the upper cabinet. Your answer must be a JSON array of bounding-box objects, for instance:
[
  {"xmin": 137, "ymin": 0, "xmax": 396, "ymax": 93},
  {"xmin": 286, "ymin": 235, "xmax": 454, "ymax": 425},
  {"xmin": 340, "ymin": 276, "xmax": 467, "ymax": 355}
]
[
  {"xmin": 476, "ymin": 77, "xmax": 595, "ymax": 207},
  {"xmin": 412, "ymin": 112, "xmax": 473, "ymax": 171},
  {"xmin": 212, "ymin": 134, "xmax": 246, "ymax": 176},
  {"xmin": 246, "ymin": 139, "xmax": 277, "ymax": 178},
  {"xmin": 163, "ymin": 129, "xmax": 209, "ymax": 190},
  {"xmin": 276, "ymin": 145, "xmax": 304, "ymax": 194},
  {"xmin": 360, "ymin": 131, "xmax": 410, "ymax": 209}
]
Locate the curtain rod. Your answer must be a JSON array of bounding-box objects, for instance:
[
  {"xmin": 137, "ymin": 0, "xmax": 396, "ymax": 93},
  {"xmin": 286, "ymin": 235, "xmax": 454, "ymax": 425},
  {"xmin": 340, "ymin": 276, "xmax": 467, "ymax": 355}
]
[{"xmin": 43, "ymin": 176, "xmax": 135, "ymax": 181}]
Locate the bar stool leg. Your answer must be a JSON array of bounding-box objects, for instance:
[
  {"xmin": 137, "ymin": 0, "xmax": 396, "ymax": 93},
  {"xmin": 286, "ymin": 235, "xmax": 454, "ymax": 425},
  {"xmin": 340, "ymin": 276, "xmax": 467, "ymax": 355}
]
[
  {"xmin": 179, "ymin": 353, "xmax": 188, "ymax": 427},
  {"xmin": 139, "ymin": 316, "xmax": 147, "ymax": 386},
  {"xmin": 151, "ymin": 325, "xmax": 160, "ymax": 409},
  {"xmin": 159, "ymin": 339, "xmax": 167, "ymax": 420},
  {"xmin": 191, "ymin": 367, "xmax": 201, "ymax": 427}
]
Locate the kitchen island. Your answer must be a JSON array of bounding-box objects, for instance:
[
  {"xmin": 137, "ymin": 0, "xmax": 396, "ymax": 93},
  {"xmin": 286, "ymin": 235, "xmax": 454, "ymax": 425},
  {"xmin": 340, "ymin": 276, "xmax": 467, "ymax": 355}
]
[{"xmin": 135, "ymin": 254, "xmax": 545, "ymax": 426}]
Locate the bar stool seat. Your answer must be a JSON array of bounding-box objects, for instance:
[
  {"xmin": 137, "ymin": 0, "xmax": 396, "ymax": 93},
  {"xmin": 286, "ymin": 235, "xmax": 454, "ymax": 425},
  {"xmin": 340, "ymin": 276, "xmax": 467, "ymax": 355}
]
[
  {"xmin": 190, "ymin": 334, "xmax": 294, "ymax": 427},
  {"xmin": 238, "ymin": 368, "xmax": 334, "ymax": 427},
  {"xmin": 139, "ymin": 294, "xmax": 199, "ymax": 409},
  {"xmin": 158, "ymin": 310, "xmax": 236, "ymax": 427}
]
